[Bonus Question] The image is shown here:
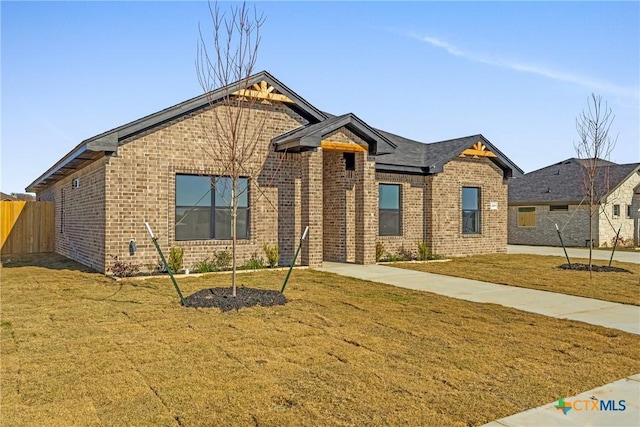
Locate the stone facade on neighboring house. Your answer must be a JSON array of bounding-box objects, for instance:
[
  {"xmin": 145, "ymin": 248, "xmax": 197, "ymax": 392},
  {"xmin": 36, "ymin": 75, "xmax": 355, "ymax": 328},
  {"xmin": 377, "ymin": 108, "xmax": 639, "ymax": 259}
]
[
  {"xmin": 508, "ymin": 158, "xmax": 640, "ymax": 248},
  {"xmin": 27, "ymin": 71, "xmax": 522, "ymax": 273}
]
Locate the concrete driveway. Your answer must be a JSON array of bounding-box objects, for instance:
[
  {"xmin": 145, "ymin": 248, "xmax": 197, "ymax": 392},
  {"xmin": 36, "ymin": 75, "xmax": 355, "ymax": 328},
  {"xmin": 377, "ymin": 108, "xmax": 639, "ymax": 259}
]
[{"xmin": 508, "ymin": 244, "xmax": 639, "ymax": 264}]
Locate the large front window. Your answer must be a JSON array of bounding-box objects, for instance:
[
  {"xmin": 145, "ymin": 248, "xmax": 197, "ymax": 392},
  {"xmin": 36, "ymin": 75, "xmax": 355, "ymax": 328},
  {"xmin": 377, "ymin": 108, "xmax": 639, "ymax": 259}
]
[
  {"xmin": 379, "ymin": 184, "xmax": 401, "ymax": 236},
  {"xmin": 175, "ymin": 175, "xmax": 249, "ymax": 241},
  {"xmin": 462, "ymin": 187, "xmax": 480, "ymax": 234}
]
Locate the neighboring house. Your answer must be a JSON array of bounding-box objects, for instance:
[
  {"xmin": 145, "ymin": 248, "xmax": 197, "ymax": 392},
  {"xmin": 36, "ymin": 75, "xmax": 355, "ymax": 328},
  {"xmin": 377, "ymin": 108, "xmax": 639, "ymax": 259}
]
[
  {"xmin": 508, "ymin": 158, "xmax": 640, "ymax": 247},
  {"xmin": 27, "ymin": 71, "xmax": 522, "ymax": 273},
  {"xmin": 1, "ymin": 192, "xmax": 35, "ymax": 201}
]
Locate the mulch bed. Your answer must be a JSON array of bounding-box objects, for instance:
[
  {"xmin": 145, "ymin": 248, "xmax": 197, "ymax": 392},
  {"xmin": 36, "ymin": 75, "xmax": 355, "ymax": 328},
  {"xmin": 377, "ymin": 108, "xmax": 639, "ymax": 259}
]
[
  {"xmin": 184, "ymin": 286, "xmax": 287, "ymax": 311},
  {"xmin": 558, "ymin": 263, "xmax": 631, "ymax": 273}
]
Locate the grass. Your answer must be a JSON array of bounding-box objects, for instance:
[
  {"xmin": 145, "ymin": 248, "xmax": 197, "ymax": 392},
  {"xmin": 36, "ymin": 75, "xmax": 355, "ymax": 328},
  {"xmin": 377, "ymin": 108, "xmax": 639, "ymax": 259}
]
[
  {"xmin": 1, "ymin": 254, "xmax": 639, "ymax": 426},
  {"xmin": 393, "ymin": 254, "xmax": 640, "ymax": 306}
]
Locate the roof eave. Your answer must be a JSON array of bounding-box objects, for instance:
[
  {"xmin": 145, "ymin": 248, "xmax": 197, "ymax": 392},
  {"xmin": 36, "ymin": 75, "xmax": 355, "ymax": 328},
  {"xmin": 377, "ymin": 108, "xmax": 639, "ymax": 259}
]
[{"xmin": 375, "ymin": 163, "xmax": 430, "ymax": 175}]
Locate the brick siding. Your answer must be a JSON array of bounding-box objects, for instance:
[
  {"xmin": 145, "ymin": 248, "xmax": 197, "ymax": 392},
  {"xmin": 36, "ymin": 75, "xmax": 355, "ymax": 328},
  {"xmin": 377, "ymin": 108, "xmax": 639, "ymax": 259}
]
[
  {"xmin": 36, "ymin": 101, "xmax": 510, "ymax": 272},
  {"xmin": 375, "ymin": 157, "xmax": 508, "ymax": 258}
]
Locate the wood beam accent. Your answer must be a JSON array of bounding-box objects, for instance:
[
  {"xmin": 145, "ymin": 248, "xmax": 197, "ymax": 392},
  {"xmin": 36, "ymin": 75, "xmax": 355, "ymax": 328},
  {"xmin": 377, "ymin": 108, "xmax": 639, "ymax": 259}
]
[
  {"xmin": 461, "ymin": 141, "xmax": 497, "ymax": 158},
  {"xmin": 231, "ymin": 80, "xmax": 294, "ymax": 103},
  {"xmin": 321, "ymin": 141, "xmax": 367, "ymax": 152}
]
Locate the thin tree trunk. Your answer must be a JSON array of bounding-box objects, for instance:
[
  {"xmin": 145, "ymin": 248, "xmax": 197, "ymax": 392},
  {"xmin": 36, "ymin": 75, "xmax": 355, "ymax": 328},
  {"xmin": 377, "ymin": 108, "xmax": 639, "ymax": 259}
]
[
  {"xmin": 232, "ymin": 177, "xmax": 237, "ymax": 297},
  {"xmin": 589, "ymin": 210, "xmax": 594, "ymax": 278}
]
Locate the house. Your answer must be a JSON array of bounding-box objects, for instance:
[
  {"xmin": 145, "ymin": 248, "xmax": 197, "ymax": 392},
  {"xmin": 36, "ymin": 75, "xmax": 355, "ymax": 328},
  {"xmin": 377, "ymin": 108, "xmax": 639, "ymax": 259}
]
[
  {"xmin": 26, "ymin": 71, "xmax": 522, "ymax": 273},
  {"xmin": 508, "ymin": 158, "xmax": 640, "ymax": 247}
]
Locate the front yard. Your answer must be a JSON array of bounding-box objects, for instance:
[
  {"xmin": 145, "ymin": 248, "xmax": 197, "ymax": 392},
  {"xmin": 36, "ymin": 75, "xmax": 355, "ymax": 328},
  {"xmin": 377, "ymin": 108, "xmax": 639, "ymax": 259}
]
[
  {"xmin": 1, "ymin": 254, "xmax": 639, "ymax": 426},
  {"xmin": 393, "ymin": 254, "xmax": 640, "ymax": 306}
]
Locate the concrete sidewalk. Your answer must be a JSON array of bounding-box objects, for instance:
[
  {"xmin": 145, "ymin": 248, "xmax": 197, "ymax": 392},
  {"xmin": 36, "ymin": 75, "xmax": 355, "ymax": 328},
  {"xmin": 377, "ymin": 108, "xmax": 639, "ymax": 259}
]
[
  {"xmin": 484, "ymin": 374, "xmax": 639, "ymax": 427},
  {"xmin": 508, "ymin": 244, "xmax": 640, "ymax": 264},
  {"xmin": 318, "ymin": 262, "xmax": 640, "ymax": 334},
  {"xmin": 317, "ymin": 262, "xmax": 640, "ymax": 427}
]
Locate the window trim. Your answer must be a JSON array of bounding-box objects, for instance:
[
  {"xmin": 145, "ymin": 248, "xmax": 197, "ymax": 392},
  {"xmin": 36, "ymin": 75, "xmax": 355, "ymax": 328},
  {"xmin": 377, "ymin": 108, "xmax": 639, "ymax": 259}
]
[
  {"xmin": 612, "ymin": 204, "xmax": 620, "ymax": 218},
  {"xmin": 175, "ymin": 174, "xmax": 250, "ymax": 241},
  {"xmin": 517, "ymin": 206, "xmax": 536, "ymax": 227},
  {"xmin": 378, "ymin": 183, "xmax": 401, "ymax": 237},
  {"xmin": 462, "ymin": 186, "xmax": 481, "ymax": 235},
  {"xmin": 627, "ymin": 204, "xmax": 633, "ymax": 218},
  {"xmin": 549, "ymin": 205, "xmax": 569, "ymax": 212}
]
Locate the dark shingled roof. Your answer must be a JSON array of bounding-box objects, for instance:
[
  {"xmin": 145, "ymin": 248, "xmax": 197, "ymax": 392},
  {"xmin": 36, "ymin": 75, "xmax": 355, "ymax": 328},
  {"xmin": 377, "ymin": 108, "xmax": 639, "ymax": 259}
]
[
  {"xmin": 27, "ymin": 70, "xmax": 523, "ymax": 192},
  {"xmin": 272, "ymin": 113, "xmax": 396, "ymax": 155},
  {"xmin": 508, "ymin": 158, "xmax": 640, "ymax": 204},
  {"xmin": 277, "ymin": 113, "xmax": 523, "ymax": 177},
  {"xmin": 374, "ymin": 130, "xmax": 523, "ymax": 177}
]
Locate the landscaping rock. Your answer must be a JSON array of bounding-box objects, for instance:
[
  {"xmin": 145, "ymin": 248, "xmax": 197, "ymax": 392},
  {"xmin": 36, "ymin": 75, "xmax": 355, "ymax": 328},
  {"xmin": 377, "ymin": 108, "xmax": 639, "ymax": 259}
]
[{"xmin": 184, "ymin": 286, "xmax": 287, "ymax": 311}]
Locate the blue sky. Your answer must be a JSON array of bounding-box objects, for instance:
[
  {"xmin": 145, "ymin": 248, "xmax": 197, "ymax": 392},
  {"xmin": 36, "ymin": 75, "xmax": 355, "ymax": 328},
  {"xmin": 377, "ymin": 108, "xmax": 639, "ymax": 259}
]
[{"xmin": 2, "ymin": 1, "xmax": 639, "ymax": 194}]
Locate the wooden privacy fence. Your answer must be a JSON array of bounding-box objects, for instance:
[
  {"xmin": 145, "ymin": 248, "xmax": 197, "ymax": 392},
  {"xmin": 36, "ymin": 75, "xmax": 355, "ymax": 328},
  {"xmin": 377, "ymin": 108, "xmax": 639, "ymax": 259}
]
[{"xmin": 1, "ymin": 201, "xmax": 54, "ymax": 255}]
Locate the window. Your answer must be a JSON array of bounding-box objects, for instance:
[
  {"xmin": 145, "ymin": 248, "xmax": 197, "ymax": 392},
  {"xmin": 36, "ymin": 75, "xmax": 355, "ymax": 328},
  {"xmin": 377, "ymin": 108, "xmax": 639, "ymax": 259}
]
[
  {"xmin": 344, "ymin": 152, "xmax": 355, "ymax": 171},
  {"xmin": 60, "ymin": 188, "xmax": 65, "ymax": 234},
  {"xmin": 549, "ymin": 205, "xmax": 569, "ymax": 212},
  {"xmin": 613, "ymin": 204, "xmax": 620, "ymax": 217},
  {"xmin": 517, "ymin": 207, "xmax": 536, "ymax": 227},
  {"xmin": 379, "ymin": 184, "xmax": 401, "ymax": 236},
  {"xmin": 175, "ymin": 175, "xmax": 249, "ymax": 241},
  {"xmin": 627, "ymin": 205, "xmax": 633, "ymax": 218},
  {"xmin": 462, "ymin": 187, "xmax": 480, "ymax": 234}
]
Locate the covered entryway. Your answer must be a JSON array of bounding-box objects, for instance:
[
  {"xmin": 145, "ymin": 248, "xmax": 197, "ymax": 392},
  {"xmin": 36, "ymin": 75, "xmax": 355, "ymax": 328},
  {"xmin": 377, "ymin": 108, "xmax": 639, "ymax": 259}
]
[
  {"xmin": 272, "ymin": 113, "xmax": 396, "ymax": 267},
  {"xmin": 322, "ymin": 144, "xmax": 366, "ymax": 262}
]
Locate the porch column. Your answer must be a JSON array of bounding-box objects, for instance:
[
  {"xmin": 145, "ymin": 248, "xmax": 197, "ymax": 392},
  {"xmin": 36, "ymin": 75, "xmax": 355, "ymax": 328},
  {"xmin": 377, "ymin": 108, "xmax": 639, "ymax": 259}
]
[
  {"xmin": 301, "ymin": 149, "xmax": 323, "ymax": 267},
  {"xmin": 355, "ymin": 153, "xmax": 377, "ymax": 264}
]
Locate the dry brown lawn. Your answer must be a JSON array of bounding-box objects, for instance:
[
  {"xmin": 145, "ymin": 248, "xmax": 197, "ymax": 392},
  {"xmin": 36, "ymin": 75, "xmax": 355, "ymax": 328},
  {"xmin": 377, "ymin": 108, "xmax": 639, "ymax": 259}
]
[
  {"xmin": 394, "ymin": 254, "xmax": 640, "ymax": 306},
  {"xmin": 1, "ymin": 254, "xmax": 639, "ymax": 426}
]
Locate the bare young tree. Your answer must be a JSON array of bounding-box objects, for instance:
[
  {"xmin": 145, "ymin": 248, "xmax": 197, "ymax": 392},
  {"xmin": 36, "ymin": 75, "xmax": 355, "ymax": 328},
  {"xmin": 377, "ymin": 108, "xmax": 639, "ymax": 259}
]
[
  {"xmin": 574, "ymin": 93, "xmax": 618, "ymax": 273},
  {"xmin": 196, "ymin": 1, "xmax": 267, "ymax": 296}
]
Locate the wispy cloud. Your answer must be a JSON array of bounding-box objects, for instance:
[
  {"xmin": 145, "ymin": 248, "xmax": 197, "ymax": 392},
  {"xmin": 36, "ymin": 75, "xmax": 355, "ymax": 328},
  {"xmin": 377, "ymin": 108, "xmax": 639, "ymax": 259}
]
[{"xmin": 411, "ymin": 34, "xmax": 639, "ymax": 98}]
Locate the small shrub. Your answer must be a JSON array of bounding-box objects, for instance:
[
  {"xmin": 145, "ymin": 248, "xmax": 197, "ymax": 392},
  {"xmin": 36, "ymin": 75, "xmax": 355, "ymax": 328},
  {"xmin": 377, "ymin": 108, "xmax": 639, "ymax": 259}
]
[
  {"xmin": 108, "ymin": 255, "xmax": 140, "ymax": 277},
  {"xmin": 213, "ymin": 249, "xmax": 231, "ymax": 270},
  {"xmin": 397, "ymin": 245, "xmax": 415, "ymax": 261},
  {"xmin": 168, "ymin": 246, "xmax": 184, "ymax": 273},
  {"xmin": 417, "ymin": 241, "xmax": 430, "ymax": 261},
  {"xmin": 192, "ymin": 258, "xmax": 217, "ymax": 273},
  {"xmin": 375, "ymin": 241, "xmax": 385, "ymax": 262},
  {"xmin": 611, "ymin": 235, "xmax": 634, "ymax": 248},
  {"xmin": 384, "ymin": 252, "xmax": 400, "ymax": 262},
  {"xmin": 241, "ymin": 253, "xmax": 265, "ymax": 270},
  {"xmin": 145, "ymin": 263, "xmax": 158, "ymax": 275},
  {"xmin": 263, "ymin": 242, "xmax": 280, "ymax": 267}
]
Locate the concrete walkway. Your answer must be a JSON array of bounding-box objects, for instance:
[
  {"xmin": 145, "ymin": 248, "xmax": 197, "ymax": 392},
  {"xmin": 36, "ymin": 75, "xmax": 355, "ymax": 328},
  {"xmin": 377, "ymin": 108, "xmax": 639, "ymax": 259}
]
[
  {"xmin": 484, "ymin": 374, "xmax": 639, "ymax": 427},
  {"xmin": 316, "ymin": 262, "xmax": 640, "ymax": 427},
  {"xmin": 318, "ymin": 262, "xmax": 640, "ymax": 334},
  {"xmin": 508, "ymin": 244, "xmax": 640, "ymax": 264}
]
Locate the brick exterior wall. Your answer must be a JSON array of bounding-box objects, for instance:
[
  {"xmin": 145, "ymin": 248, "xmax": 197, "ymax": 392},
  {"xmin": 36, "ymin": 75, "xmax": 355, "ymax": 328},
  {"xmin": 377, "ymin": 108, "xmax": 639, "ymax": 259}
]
[
  {"xmin": 101, "ymin": 101, "xmax": 309, "ymax": 273},
  {"xmin": 375, "ymin": 172, "xmax": 428, "ymax": 257},
  {"xmin": 375, "ymin": 157, "xmax": 508, "ymax": 258},
  {"xmin": 508, "ymin": 172, "xmax": 640, "ymax": 248},
  {"xmin": 355, "ymin": 153, "xmax": 377, "ymax": 264},
  {"xmin": 428, "ymin": 157, "xmax": 508, "ymax": 257},
  {"xmin": 508, "ymin": 204, "xmax": 594, "ymax": 247},
  {"xmin": 35, "ymin": 101, "xmax": 511, "ymax": 272},
  {"xmin": 300, "ymin": 149, "xmax": 323, "ymax": 267},
  {"xmin": 323, "ymin": 150, "xmax": 354, "ymax": 262},
  {"xmin": 37, "ymin": 159, "xmax": 107, "ymax": 271},
  {"xmin": 599, "ymin": 171, "xmax": 640, "ymax": 246}
]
